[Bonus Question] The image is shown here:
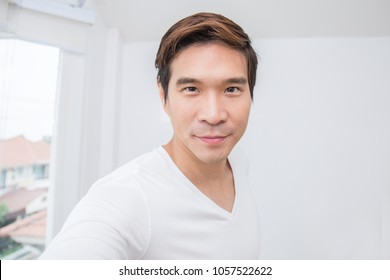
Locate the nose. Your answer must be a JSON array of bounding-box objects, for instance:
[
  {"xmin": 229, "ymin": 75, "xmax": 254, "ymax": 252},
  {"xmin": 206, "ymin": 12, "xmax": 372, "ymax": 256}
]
[{"xmin": 198, "ymin": 93, "xmax": 227, "ymax": 125}]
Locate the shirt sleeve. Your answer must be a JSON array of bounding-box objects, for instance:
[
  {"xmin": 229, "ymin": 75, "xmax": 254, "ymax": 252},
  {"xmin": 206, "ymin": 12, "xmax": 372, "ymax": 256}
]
[{"xmin": 39, "ymin": 176, "xmax": 150, "ymax": 260}]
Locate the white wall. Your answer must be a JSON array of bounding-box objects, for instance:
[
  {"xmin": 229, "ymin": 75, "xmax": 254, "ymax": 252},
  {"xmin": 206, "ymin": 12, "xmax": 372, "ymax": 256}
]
[
  {"xmin": 246, "ymin": 37, "xmax": 390, "ymax": 259},
  {"xmin": 117, "ymin": 42, "xmax": 172, "ymax": 164},
  {"xmin": 117, "ymin": 37, "xmax": 390, "ymax": 259}
]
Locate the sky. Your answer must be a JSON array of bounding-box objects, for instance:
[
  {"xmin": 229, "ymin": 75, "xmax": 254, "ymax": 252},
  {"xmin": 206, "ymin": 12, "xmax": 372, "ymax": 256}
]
[{"xmin": 0, "ymin": 39, "xmax": 60, "ymax": 142}]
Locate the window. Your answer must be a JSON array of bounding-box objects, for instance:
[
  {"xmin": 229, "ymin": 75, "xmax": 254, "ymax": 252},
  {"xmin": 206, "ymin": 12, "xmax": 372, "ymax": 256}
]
[
  {"xmin": 16, "ymin": 167, "xmax": 24, "ymax": 178},
  {"xmin": 0, "ymin": 39, "xmax": 60, "ymax": 259},
  {"xmin": 0, "ymin": 170, "xmax": 5, "ymax": 189},
  {"xmin": 33, "ymin": 164, "xmax": 46, "ymax": 179}
]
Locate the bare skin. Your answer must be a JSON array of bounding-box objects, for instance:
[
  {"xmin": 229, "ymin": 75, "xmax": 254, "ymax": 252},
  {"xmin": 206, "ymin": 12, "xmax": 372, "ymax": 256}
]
[{"xmin": 159, "ymin": 43, "xmax": 252, "ymax": 212}]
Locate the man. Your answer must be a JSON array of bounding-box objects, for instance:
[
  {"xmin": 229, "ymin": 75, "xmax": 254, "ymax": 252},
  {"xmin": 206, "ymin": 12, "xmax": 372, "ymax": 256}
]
[{"xmin": 40, "ymin": 12, "xmax": 260, "ymax": 259}]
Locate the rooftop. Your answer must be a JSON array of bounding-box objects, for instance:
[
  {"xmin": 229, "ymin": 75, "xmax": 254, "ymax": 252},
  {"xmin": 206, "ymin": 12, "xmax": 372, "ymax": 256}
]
[
  {"xmin": 0, "ymin": 210, "xmax": 46, "ymax": 240},
  {"xmin": 0, "ymin": 188, "xmax": 47, "ymax": 214},
  {"xmin": 0, "ymin": 135, "xmax": 50, "ymax": 169}
]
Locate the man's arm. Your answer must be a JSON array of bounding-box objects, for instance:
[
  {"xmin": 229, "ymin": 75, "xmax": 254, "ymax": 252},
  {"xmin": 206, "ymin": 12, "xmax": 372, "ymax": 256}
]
[{"xmin": 40, "ymin": 178, "xmax": 150, "ymax": 259}]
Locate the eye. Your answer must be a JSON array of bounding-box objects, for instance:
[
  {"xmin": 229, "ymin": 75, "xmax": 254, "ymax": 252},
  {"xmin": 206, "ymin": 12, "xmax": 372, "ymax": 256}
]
[
  {"xmin": 183, "ymin": 87, "xmax": 199, "ymax": 94},
  {"xmin": 225, "ymin": 87, "xmax": 241, "ymax": 95}
]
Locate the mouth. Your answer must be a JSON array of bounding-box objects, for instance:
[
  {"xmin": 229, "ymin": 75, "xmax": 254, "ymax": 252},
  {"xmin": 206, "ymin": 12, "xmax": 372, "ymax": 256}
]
[{"xmin": 196, "ymin": 135, "xmax": 228, "ymax": 145}]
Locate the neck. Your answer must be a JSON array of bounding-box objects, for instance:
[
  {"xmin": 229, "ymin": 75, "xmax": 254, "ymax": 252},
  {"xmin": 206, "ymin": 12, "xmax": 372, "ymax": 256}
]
[
  {"xmin": 163, "ymin": 137, "xmax": 235, "ymax": 212},
  {"xmin": 163, "ymin": 138, "xmax": 230, "ymax": 186}
]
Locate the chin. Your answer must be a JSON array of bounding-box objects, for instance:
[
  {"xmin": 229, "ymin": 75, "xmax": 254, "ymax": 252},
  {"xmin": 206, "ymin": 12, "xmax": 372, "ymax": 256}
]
[{"xmin": 192, "ymin": 148, "xmax": 230, "ymax": 164}]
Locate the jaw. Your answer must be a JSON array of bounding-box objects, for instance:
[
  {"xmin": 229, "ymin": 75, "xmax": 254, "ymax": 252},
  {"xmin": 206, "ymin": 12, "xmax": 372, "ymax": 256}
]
[{"xmin": 168, "ymin": 132, "xmax": 238, "ymax": 167}]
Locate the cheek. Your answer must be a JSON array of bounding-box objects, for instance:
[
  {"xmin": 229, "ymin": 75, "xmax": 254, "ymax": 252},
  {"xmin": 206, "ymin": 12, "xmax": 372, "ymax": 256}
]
[
  {"xmin": 166, "ymin": 100, "xmax": 196, "ymax": 128},
  {"xmin": 232, "ymin": 100, "xmax": 252, "ymax": 125}
]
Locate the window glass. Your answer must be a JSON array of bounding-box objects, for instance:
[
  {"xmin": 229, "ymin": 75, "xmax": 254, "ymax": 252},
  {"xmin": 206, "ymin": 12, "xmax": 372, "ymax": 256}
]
[{"xmin": 0, "ymin": 39, "xmax": 60, "ymax": 259}]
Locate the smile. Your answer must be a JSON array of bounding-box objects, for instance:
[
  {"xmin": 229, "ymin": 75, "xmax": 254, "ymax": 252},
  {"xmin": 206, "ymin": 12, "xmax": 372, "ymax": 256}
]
[{"xmin": 196, "ymin": 135, "xmax": 228, "ymax": 145}]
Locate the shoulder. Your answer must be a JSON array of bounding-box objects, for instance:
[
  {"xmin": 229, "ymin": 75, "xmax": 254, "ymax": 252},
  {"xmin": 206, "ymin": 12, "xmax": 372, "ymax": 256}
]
[
  {"xmin": 42, "ymin": 149, "xmax": 166, "ymax": 260},
  {"xmin": 89, "ymin": 147, "xmax": 164, "ymax": 194},
  {"xmin": 82, "ymin": 149, "xmax": 168, "ymax": 219}
]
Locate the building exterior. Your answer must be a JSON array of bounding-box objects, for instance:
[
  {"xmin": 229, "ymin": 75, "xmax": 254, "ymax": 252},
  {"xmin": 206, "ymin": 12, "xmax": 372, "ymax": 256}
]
[
  {"xmin": 0, "ymin": 188, "xmax": 48, "ymax": 223},
  {"xmin": 0, "ymin": 136, "xmax": 50, "ymax": 259},
  {"xmin": 0, "ymin": 136, "xmax": 50, "ymax": 194},
  {"xmin": 1, "ymin": 210, "xmax": 47, "ymax": 246},
  {"xmin": 0, "ymin": 210, "xmax": 47, "ymax": 260}
]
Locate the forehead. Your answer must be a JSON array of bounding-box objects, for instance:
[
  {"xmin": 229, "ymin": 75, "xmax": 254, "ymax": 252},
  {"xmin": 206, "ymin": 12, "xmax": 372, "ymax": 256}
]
[{"xmin": 169, "ymin": 43, "xmax": 248, "ymax": 83}]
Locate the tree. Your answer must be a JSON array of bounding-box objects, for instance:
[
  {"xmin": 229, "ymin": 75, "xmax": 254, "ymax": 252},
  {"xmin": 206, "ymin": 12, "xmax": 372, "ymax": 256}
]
[{"xmin": 0, "ymin": 202, "xmax": 8, "ymax": 227}]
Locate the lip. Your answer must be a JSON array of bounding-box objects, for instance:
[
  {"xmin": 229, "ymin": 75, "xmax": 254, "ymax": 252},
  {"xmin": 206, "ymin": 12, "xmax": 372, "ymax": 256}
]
[{"xmin": 196, "ymin": 135, "xmax": 228, "ymax": 145}]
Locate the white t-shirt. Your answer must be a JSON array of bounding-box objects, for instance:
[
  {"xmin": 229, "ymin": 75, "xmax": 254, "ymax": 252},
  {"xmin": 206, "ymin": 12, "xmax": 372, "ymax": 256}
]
[{"xmin": 40, "ymin": 147, "xmax": 260, "ymax": 259}]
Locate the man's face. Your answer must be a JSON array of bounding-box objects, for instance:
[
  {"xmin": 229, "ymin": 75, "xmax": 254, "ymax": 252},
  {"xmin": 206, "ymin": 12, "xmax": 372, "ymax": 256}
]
[{"xmin": 159, "ymin": 43, "xmax": 252, "ymax": 165}]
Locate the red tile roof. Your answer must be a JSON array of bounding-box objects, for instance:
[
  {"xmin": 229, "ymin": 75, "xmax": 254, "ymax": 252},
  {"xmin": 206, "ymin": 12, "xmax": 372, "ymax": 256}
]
[
  {"xmin": 0, "ymin": 135, "xmax": 50, "ymax": 169},
  {"xmin": 0, "ymin": 210, "xmax": 46, "ymax": 239},
  {"xmin": 0, "ymin": 188, "xmax": 47, "ymax": 214}
]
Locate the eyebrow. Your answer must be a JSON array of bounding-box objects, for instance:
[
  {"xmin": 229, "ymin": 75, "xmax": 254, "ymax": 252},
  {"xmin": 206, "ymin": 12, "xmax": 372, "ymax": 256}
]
[
  {"xmin": 175, "ymin": 77, "xmax": 248, "ymax": 86},
  {"xmin": 225, "ymin": 77, "xmax": 248, "ymax": 84},
  {"xmin": 176, "ymin": 78, "xmax": 200, "ymax": 86}
]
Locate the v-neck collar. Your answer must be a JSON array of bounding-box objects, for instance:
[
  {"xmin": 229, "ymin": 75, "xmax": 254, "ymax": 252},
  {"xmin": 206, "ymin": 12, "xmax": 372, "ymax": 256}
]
[{"xmin": 157, "ymin": 146, "xmax": 239, "ymax": 219}]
